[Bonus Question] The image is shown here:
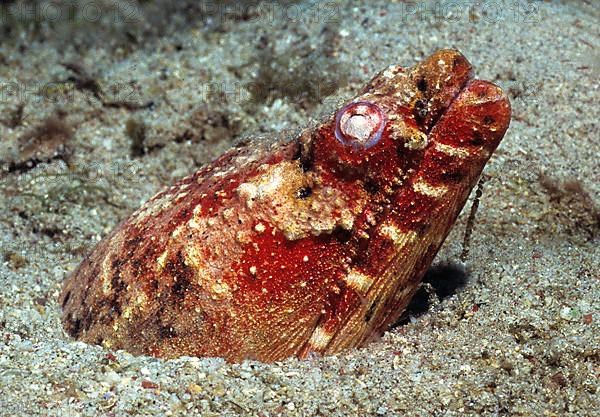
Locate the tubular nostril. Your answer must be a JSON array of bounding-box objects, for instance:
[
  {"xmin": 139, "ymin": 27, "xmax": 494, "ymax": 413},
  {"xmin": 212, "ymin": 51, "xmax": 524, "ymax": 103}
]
[{"xmin": 334, "ymin": 101, "xmax": 386, "ymax": 149}]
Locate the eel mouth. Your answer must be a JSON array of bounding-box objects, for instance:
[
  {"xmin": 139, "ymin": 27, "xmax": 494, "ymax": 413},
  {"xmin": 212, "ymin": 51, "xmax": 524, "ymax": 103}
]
[
  {"xmin": 426, "ymin": 76, "xmax": 472, "ymax": 136},
  {"xmin": 409, "ymin": 49, "xmax": 474, "ymax": 134}
]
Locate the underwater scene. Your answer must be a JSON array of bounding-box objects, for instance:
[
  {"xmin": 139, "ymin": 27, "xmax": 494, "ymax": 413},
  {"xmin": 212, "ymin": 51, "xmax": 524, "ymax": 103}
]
[{"xmin": 0, "ymin": 1, "xmax": 597, "ymax": 416}]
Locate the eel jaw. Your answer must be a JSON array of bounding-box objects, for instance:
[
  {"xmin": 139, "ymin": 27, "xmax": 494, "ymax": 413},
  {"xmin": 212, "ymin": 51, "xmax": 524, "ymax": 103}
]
[{"xmin": 409, "ymin": 49, "xmax": 474, "ymax": 133}]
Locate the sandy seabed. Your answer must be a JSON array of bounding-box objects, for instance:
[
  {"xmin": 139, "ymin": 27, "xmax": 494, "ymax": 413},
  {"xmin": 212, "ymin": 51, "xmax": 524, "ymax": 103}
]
[{"xmin": 0, "ymin": 1, "xmax": 598, "ymax": 416}]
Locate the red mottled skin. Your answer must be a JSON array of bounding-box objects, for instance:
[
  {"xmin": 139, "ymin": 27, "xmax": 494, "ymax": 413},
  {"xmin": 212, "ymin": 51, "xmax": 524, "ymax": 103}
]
[{"xmin": 60, "ymin": 50, "xmax": 511, "ymax": 362}]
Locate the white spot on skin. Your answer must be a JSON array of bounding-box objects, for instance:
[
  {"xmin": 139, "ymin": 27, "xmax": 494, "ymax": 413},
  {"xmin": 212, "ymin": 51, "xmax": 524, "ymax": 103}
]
[
  {"xmin": 383, "ymin": 68, "xmax": 395, "ymax": 79},
  {"xmin": 122, "ymin": 292, "xmax": 148, "ymax": 319},
  {"xmin": 236, "ymin": 160, "xmax": 366, "ymax": 240},
  {"xmin": 308, "ymin": 325, "xmax": 333, "ymax": 350},
  {"xmin": 251, "ymin": 164, "xmax": 284, "ymax": 196},
  {"xmin": 157, "ymin": 250, "xmax": 169, "ymax": 270},
  {"xmin": 434, "ymin": 142, "xmax": 471, "ymax": 158},
  {"xmin": 303, "ymin": 255, "xmax": 309, "ymax": 262},
  {"xmin": 187, "ymin": 217, "xmax": 201, "ymax": 229},
  {"xmin": 175, "ymin": 191, "xmax": 189, "ymax": 202},
  {"xmin": 344, "ymin": 269, "xmax": 373, "ymax": 293},
  {"xmin": 237, "ymin": 183, "xmax": 258, "ymax": 208},
  {"xmin": 100, "ymin": 255, "xmax": 113, "ymax": 294},
  {"xmin": 254, "ymin": 223, "xmax": 266, "ymax": 233},
  {"xmin": 380, "ymin": 224, "xmax": 417, "ymax": 248},
  {"xmin": 382, "ymin": 65, "xmax": 401, "ymax": 79},
  {"xmin": 387, "ymin": 115, "xmax": 427, "ymax": 151},
  {"xmin": 171, "ymin": 224, "xmax": 185, "ymax": 238},
  {"xmin": 236, "ymin": 231, "xmax": 252, "ymax": 244},
  {"xmin": 403, "ymin": 129, "xmax": 428, "ymax": 150},
  {"xmin": 210, "ymin": 281, "xmax": 230, "ymax": 299},
  {"xmin": 413, "ymin": 178, "xmax": 448, "ymax": 198},
  {"xmin": 249, "ymin": 266, "xmax": 257, "ymax": 276},
  {"xmin": 222, "ymin": 208, "xmax": 235, "ymax": 220},
  {"xmin": 185, "ymin": 245, "xmax": 232, "ymax": 300}
]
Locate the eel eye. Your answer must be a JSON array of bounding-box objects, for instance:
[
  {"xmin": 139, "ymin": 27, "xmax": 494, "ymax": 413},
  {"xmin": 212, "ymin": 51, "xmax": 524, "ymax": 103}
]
[{"xmin": 334, "ymin": 101, "xmax": 386, "ymax": 149}]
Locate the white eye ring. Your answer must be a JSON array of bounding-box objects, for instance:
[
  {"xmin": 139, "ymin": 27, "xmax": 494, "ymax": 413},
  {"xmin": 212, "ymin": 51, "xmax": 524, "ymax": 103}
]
[{"xmin": 334, "ymin": 101, "xmax": 386, "ymax": 149}]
